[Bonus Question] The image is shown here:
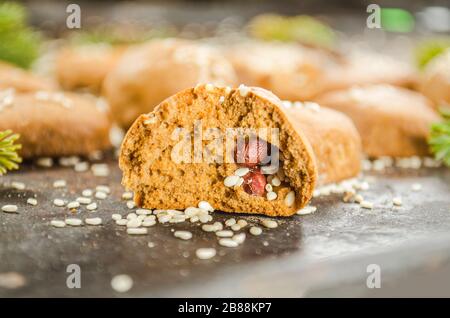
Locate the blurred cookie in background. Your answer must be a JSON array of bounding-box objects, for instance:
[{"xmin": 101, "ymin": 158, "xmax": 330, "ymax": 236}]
[
  {"xmin": 0, "ymin": 61, "xmax": 57, "ymax": 93},
  {"xmin": 103, "ymin": 38, "xmax": 237, "ymax": 128},
  {"xmin": 0, "ymin": 90, "xmax": 111, "ymax": 158},
  {"xmin": 316, "ymin": 84, "xmax": 440, "ymax": 157}
]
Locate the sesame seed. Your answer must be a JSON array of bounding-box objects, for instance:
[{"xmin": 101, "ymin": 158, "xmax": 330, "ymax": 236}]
[
  {"xmin": 127, "ymin": 228, "xmax": 148, "ymax": 235},
  {"xmin": 249, "ymin": 226, "xmax": 262, "ymax": 236},
  {"xmin": 67, "ymin": 201, "xmax": 80, "ymax": 209},
  {"xmin": 174, "ymin": 231, "xmax": 193, "ymax": 240},
  {"xmin": 27, "ymin": 198, "xmax": 37, "ymax": 206},
  {"xmin": 236, "ymin": 177, "xmax": 244, "ymax": 186},
  {"xmin": 53, "ymin": 180, "xmax": 66, "ymax": 188},
  {"xmin": 142, "ymin": 219, "xmax": 156, "ymax": 227},
  {"xmin": 271, "ymin": 176, "xmax": 281, "ymax": 186},
  {"xmin": 116, "ymin": 219, "xmax": 128, "ymax": 226},
  {"xmin": 412, "ymin": 183, "xmax": 422, "ymax": 191},
  {"xmin": 261, "ymin": 165, "xmax": 278, "ymax": 175},
  {"xmin": 59, "ymin": 156, "xmax": 79, "ymax": 167},
  {"xmin": 126, "ymin": 201, "xmax": 135, "ymax": 209},
  {"xmin": 158, "ymin": 214, "xmax": 171, "ymax": 223},
  {"xmin": 393, "ymin": 197, "xmax": 403, "ymax": 206},
  {"xmin": 53, "ymin": 199, "xmax": 65, "ymax": 207},
  {"xmin": 354, "ymin": 194, "xmax": 364, "ymax": 203},
  {"xmin": 225, "ymin": 218, "xmax": 236, "ymax": 227},
  {"xmin": 111, "ymin": 274, "xmax": 133, "ymax": 293},
  {"xmin": 266, "ymin": 191, "xmax": 277, "ymax": 201},
  {"xmin": 238, "ymin": 84, "xmax": 250, "ymax": 97},
  {"xmin": 232, "ymin": 233, "xmax": 246, "ymax": 244},
  {"xmin": 234, "ymin": 167, "xmax": 250, "ymax": 177},
  {"xmin": 190, "ymin": 216, "xmax": 199, "ymax": 223},
  {"xmin": 91, "ymin": 164, "xmax": 109, "ymax": 177},
  {"xmin": 224, "ymin": 175, "xmax": 240, "ymax": 187},
  {"xmin": 184, "ymin": 207, "xmax": 201, "ymax": 217},
  {"xmin": 81, "ymin": 189, "xmax": 93, "ymax": 197},
  {"xmin": 136, "ymin": 209, "xmax": 152, "ymax": 215},
  {"xmin": 147, "ymin": 242, "xmax": 155, "ymax": 248},
  {"xmin": 76, "ymin": 197, "xmax": 91, "ymax": 204},
  {"xmin": 36, "ymin": 157, "xmax": 53, "ymax": 167},
  {"xmin": 122, "ymin": 192, "xmax": 133, "ymax": 200},
  {"xmin": 195, "ymin": 248, "xmax": 216, "ymax": 260},
  {"xmin": 50, "ymin": 220, "xmax": 66, "ymax": 228},
  {"xmin": 112, "ymin": 214, "xmax": 122, "ymax": 221},
  {"xmin": 95, "ymin": 191, "xmax": 107, "ymax": 200},
  {"xmin": 231, "ymin": 224, "xmax": 242, "ymax": 231},
  {"xmin": 284, "ymin": 191, "xmax": 295, "ymax": 207},
  {"xmin": 296, "ymin": 206, "xmax": 317, "ymax": 215},
  {"xmin": 65, "ymin": 218, "xmax": 82, "ymax": 226},
  {"xmin": 11, "ymin": 182, "xmax": 25, "ymax": 190},
  {"xmin": 86, "ymin": 203, "xmax": 98, "ymax": 211},
  {"xmin": 219, "ymin": 238, "xmax": 239, "ymax": 248},
  {"xmin": 74, "ymin": 162, "xmax": 89, "ymax": 172},
  {"xmin": 2, "ymin": 205, "xmax": 18, "ymax": 213},
  {"xmin": 127, "ymin": 218, "xmax": 141, "ymax": 228},
  {"xmin": 265, "ymin": 184, "xmax": 273, "ymax": 192},
  {"xmin": 199, "ymin": 214, "xmax": 212, "ymax": 223},
  {"xmin": 216, "ymin": 230, "xmax": 234, "ymax": 238},
  {"xmin": 237, "ymin": 219, "xmax": 248, "ymax": 227},
  {"xmin": 360, "ymin": 201, "xmax": 374, "ymax": 209},
  {"xmin": 262, "ymin": 219, "xmax": 278, "ymax": 229},
  {"xmin": 85, "ymin": 217, "xmax": 102, "ymax": 225},
  {"xmin": 96, "ymin": 185, "xmax": 110, "ymax": 194}
]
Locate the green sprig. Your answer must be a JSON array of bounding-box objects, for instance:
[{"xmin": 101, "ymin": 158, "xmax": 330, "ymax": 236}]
[
  {"xmin": 0, "ymin": 130, "xmax": 22, "ymax": 175},
  {"xmin": 429, "ymin": 108, "xmax": 450, "ymax": 167}
]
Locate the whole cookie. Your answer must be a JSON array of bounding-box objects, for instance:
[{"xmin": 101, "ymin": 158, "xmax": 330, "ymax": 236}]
[
  {"xmin": 0, "ymin": 90, "xmax": 111, "ymax": 158},
  {"xmin": 0, "ymin": 61, "xmax": 56, "ymax": 93},
  {"xmin": 316, "ymin": 84, "xmax": 440, "ymax": 157},
  {"xmin": 419, "ymin": 49, "xmax": 450, "ymax": 109},
  {"xmin": 103, "ymin": 39, "xmax": 237, "ymax": 128}
]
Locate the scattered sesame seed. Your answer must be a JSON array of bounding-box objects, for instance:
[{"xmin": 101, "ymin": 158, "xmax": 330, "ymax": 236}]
[
  {"xmin": 219, "ymin": 238, "xmax": 239, "ymax": 248},
  {"xmin": 284, "ymin": 191, "xmax": 295, "ymax": 207},
  {"xmin": 26, "ymin": 198, "xmax": 37, "ymax": 206},
  {"xmin": 260, "ymin": 165, "xmax": 278, "ymax": 175},
  {"xmin": 95, "ymin": 191, "xmax": 107, "ymax": 200},
  {"xmin": 296, "ymin": 206, "xmax": 317, "ymax": 215},
  {"xmin": 76, "ymin": 197, "xmax": 91, "ymax": 204},
  {"xmin": 184, "ymin": 206, "xmax": 201, "ymax": 217},
  {"xmin": 67, "ymin": 201, "xmax": 80, "ymax": 209},
  {"xmin": 224, "ymin": 175, "xmax": 240, "ymax": 187},
  {"xmin": 74, "ymin": 162, "xmax": 89, "ymax": 172},
  {"xmin": 59, "ymin": 156, "xmax": 79, "ymax": 167},
  {"xmin": 2, "ymin": 205, "xmax": 18, "ymax": 213},
  {"xmin": 111, "ymin": 274, "xmax": 133, "ymax": 293},
  {"xmin": 126, "ymin": 228, "xmax": 148, "ymax": 235},
  {"xmin": 225, "ymin": 218, "xmax": 236, "ymax": 227},
  {"xmin": 85, "ymin": 217, "xmax": 102, "ymax": 225},
  {"xmin": 265, "ymin": 184, "xmax": 273, "ymax": 192},
  {"xmin": 266, "ymin": 191, "xmax": 277, "ymax": 201},
  {"xmin": 234, "ymin": 167, "xmax": 250, "ymax": 177},
  {"xmin": 142, "ymin": 219, "xmax": 156, "ymax": 227},
  {"xmin": 86, "ymin": 202, "xmax": 98, "ymax": 211},
  {"xmin": 231, "ymin": 224, "xmax": 242, "ymax": 231},
  {"xmin": 354, "ymin": 194, "xmax": 364, "ymax": 203},
  {"xmin": 216, "ymin": 230, "xmax": 234, "ymax": 238},
  {"xmin": 136, "ymin": 209, "xmax": 152, "ymax": 215},
  {"xmin": 195, "ymin": 248, "xmax": 216, "ymax": 260},
  {"xmin": 174, "ymin": 231, "xmax": 193, "ymax": 240},
  {"xmin": 262, "ymin": 219, "xmax": 278, "ymax": 229},
  {"xmin": 96, "ymin": 185, "xmax": 110, "ymax": 194},
  {"xmin": 412, "ymin": 183, "xmax": 422, "ymax": 191},
  {"xmin": 127, "ymin": 218, "xmax": 141, "ymax": 228},
  {"xmin": 126, "ymin": 201, "xmax": 135, "ymax": 209},
  {"xmin": 91, "ymin": 163, "xmax": 109, "ymax": 177},
  {"xmin": 232, "ymin": 233, "xmax": 246, "ymax": 244},
  {"xmin": 360, "ymin": 201, "xmax": 374, "ymax": 209},
  {"xmin": 122, "ymin": 192, "xmax": 133, "ymax": 200},
  {"xmin": 11, "ymin": 182, "xmax": 25, "ymax": 190},
  {"xmin": 36, "ymin": 157, "xmax": 53, "ymax": 167},
  {"xmin": 115, "ymin": 219, "xmax": 128, "ymax": 226},
  {"xmin": 271, "ymin": 176, "xmax": 281, "ymax": 187},
  {"xmin": 147, "ymin": 242, "xmax": 155, "ymax": 248},
  {"xmin": 393, "ymin": 197, "xmax": 403, "ymax": 206},
  {"xmin": 81, "ymin": 189, "xmax": 93, "ymax": 197},
  {"xmin": 53, "ymin": 199, "xmax": 65, "ymax": 207},
  {"xmin": 249, "ymin": 226, "xmax": 262, "ymax": 236},
  {"xmin": 50, "ymin": 220, "xmax": 66, "ymax": 228},
  {"xmin": 65, "ymin": 218, "xmax": 82, "ymax": 226},
  {"xmin": 112, "ymin": 214, "xmax": 122, "ymax": 221},
  {"xmin": 53, "ymin": 180, "xmax": 66, "ymax": 188}
]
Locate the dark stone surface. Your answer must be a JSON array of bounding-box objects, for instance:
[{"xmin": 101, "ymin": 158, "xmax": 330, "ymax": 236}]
[{"xmin": 0, "ymin": 159, "xmax": 449, "ymax": 297}]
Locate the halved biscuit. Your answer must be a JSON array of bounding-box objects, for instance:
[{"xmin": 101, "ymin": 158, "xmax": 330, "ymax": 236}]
[{"xmin": 119, "ymin": 84, "xmax": 317, "ymax": 217}]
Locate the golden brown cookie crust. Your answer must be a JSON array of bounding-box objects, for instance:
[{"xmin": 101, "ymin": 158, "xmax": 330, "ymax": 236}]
[
  {"xmin": 0, "ymin": 91, "xmax": 112, "ymax": 158},
  {"xmin": 316, "ymin": 85, "xmax": 440, "ymax": 157},
  {"xmin": 0, "ymin": 61, "xmax": 57, "ymax": 93},
  {"xmin": 119, "ymin": 84, "xmax": 317, "ymax": 217},
  {"xmin": 281, "ymin": 102, "xmax": 362, "ymax": 185},
  {"xmin": 103, "ymin": 39, "xmax": 237, "ymax": 128}
]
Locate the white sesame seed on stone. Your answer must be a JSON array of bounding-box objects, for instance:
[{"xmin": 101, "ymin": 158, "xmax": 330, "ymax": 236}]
[
  {"xmin": 360, "ymin": 201, "xmax": 374, "ymax": 209},
  {"xmin": 59, "ymin": 156, "xmax": 79, "ymax": 167},
  {"xmin": 53, "ymin": 180, "xmax": 66, "ymax": 188},
  {"xmin": 142, "ymin": 219, "xmax": 156, "ymax": 227},
  {"xmin": 199, "ymin": 214, "xmax": 211, "ymax": 223},
  {"xmin": 234, "ymin": 167, "xmax": 250, "ymax": 177},
  {"xmin": 238, "ymin": 84, "xmax": 250, "ymax": 97},
  {"xmin": 232, "ymin": 233, "xmax": 246, "ymax": 244},
  {"xmin": 225, "ymin": 218, "xmax": 236, "ymax": 227},
  {"xmin": 158, "ymin": 214, "xmax": 171, "ymax": 223},
  {"xmin": 81, "ymin": 189, "xmax": 93, "ymax": 197},
  {"xmin": 127, "ymin": 218, "xmax": 141, "ymax": 228},
  {"xmin": 112, "ymin": 214, "xmax": 122, "ymax": 221},
  {"xmin": 96, "ymin": 185, "xmax": 110, "ymax": 194},
  {"xmin": 262, "ymin": 219, "xmax": 278, "ymax": 229},
  {"xmin": 236, "ymin": 177, "xmax": 244, "ymax": 186},
  {"xmin": 127, "ymin": 228, "xmax": 148, "ymax": 235},
  {"xmin": 231, "ymin": 224, "xmax": 242, "ymax": 231},
  {"xmin": 27, "ymin": 198, "xmax": 37, "ymax": 206},
  {"xmin": 65, "ymin": 218, "xmax": 82, "ymax": 226},
  {"xmin": 11, "ymin": 182, "xmax": 25, "ymax": 190},
  {"xmin": 91, "ymin": 163, "xmax": 109, "ymax": 177},
  {"xmin": 76, "ymin": 197, "xmax": 92, "ymax": 204},
  {"xmin": 219, "ymin": 238, "xmax": 239, "ymax": 248},
  {"xmin": 126, "ymin": 201, "xmax": 135, "ymax": 209},
  {"xmin": 111, "ymin": 274, "xmax": 133, "ymax": 293},
  {"xmin": 284, "ymin": 191, "xmax": 295, "ymax": 207},
  {"xmin": 174, "ymin": 231, "xmax": 193, "ymax": 240},
  {"xmin": 2, "ymin": 205, "xmax": 18, "ymax": 213},
  {"xmin": 53, "ymin": 199, "xmax": 65, "ymax": 207},
  {"xmin": 136, "ymin": 209, "xmax": 152, "ymax": 215},
  {"xmin": 224, "ymin": 175, "xmax": 240, "ymax": 187},
  {"xmin": 50, "ymin": 220, "xmax": 66, "ymax": 228},
  {"xmin": 249, "ymin": 226, "xmax": 262, "ymax": 236},
  {"xmin": 74, "ymin": 161, "xmax": 89, "ymax": 172},
  {"xmin": 237, "ymin": 220, "xmax": 248, "ymax": 228},
  {"xmin": 266, "ymin": 191, "xmax": 277, "ymax": 201},
  {"xmin": 95, "ymin": 191, "xmax": 107, "ymax": 200},
  {"xmin": 265, "ymin": 184, "xmax": 273, "ymax": 192},
  {"xmin": 67, "ymin": 201, "xmax": 80, "ymax": 209},
  {"xmin": 122, "ymin": 192, "xmax": 133, "ymax": 200},
  {"xmin": 86, "ymin": 203, "xmax": 98, "ymax": 211},
  {"xmin": 216, "ymin": 230, "xmax": 234, "ymax": 238},
  {"xmin": 116, "ymin": 219, "xmax": 128, "ymax": 226},
  {"xmin": 412, "ymin": 183, "xmax": 422, "ymax": 191},
  {"xmin": 202, "ymin": 224, "xmax": 217, "ymax": 232},
  {"xmin": 85, "ymin": 217, "xmax": 102, "ymax": 225},
  {"xmin": 190, "ymin": 216, "xmax": 199, "ymax": 223},
  {"xmin": 36, "ymin": 157, "xmax": 53, "ymax": 167},
  {"xmin": 147, "ymin": 242, "xmax": 155, "ymax": 248},
  {"xmin": 195, "ymin": 248, "xmax": 216, "ymax": 260},
  {"xmin": 296, "ymin": 206, "xmax": 317, "ymax": 215},
  {"xmin": 271, "ymin": 176, "xmax": 281, "ymax": 187},
  {"xmin": 184, "ymin": 207, "xmax": 201, "ymax": 217},
  {"xmin": 393, "ymin": 197, "xmax": 403, "ymax": 206}
]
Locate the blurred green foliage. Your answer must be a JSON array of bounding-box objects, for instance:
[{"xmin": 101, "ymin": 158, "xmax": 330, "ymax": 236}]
[
  {"xmin": 430, "ymin": 108, "xmax": 450, "ymax": 167},
  {"xmin": 0, "ymin": 1, "xmax": 41, "ymax": 69},
  {"xmin": 415, "ymin": 38, "xmax": 450, "ymax": 70}
]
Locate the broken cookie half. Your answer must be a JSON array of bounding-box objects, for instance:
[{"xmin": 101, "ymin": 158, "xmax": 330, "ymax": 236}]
[{"xmin": 119, "ymin": 84, "xmax": 317, "ymax": 217}]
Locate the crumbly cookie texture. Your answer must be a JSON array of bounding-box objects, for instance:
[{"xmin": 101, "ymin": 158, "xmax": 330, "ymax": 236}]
[
  {"xmin": 56, "ymin": 44, "xmax": 126, "ymax": 93},
  {"xmin": 103, "ymin": 39, "xmax": 238, "ymax": 128},
  {"xmin": 0, "ymin": 91, "xmax": 112, "ymax": 158},
  {"xmin": 119, "ymin": 85, "xmax": 317, "ymax": 217},
  {"xmin": 281, "ymin": 101, "xmax": 361, "ymax": 185},
  {"xmin": 316, "ymin": 84, "xmax": 441, "ymax": 157},
  {"xmin": 0, "ymin": 61, "xmax": 57, "ymax": 93}
]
